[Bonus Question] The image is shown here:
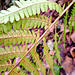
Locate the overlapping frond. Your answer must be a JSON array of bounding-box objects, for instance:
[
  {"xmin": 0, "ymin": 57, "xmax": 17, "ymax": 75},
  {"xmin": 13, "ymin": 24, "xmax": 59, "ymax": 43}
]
[
  {"xmin": 74, "ymin": 22, "xmax": 75, "ymax": 31},
  {"xmin": 63, "ymin": 11, "xmax": 68, "ymax": 48},
  {"xmin": 0, "ymin": 64, "xmax": 15, "ymax": 72},
  {"xmin": 9, "ymin": 67, "xmax": 26, "ymax": 75},
  {"xmin": 0, "ymin": 43, "xmax": 28, "ymax": 73},
  {"xmin": 54, "ymin": 23, "xmax": 61, "ymax": 63},
  {"xmin": 0, "ymin": 15, "xmax": 50, "ymax": 34},
  {"xmin": 30, "ymin": 47, "xmax": 46, "ymax": 75},
  {"xmin": 0, "ymin": 22, "xmax": 12, "ymax": 34},
  {"xmin": 13, "ymin": 15, "xmax": 50, "ymax": 30},
  {"xmin": 43, "ymin": 37, "xmax": 54, "ymax": 74},
  {"xmin": 69, "ymin": 3, "xmax": 75, "ymax": 34},
  {"xmin": 0, "ymin": 0, "xmax": 74, "ymax": 75},
  {"xmin": 0, "ymin": 30, "xmax": 39, "ymax": 45},
  {"xmin": 0, "ymin": 45, "xmax": 27, "ymax": 64},
  {"xmin": 0, "ymin": 0, "xmax": 63, "ymax": 24},
  {"xmin": 2, "ymin": 0, "xmax": 74, "ymax": 75},
  {"xmin": 19, "ymin": 57, "xmax": 39, "ymax": 75}
]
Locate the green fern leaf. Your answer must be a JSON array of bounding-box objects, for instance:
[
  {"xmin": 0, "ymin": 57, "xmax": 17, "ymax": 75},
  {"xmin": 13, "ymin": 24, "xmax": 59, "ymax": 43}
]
[
  {"xmin": 0, "ymin": 64, "xmax": 15, "ymax": 72},
  {"xmin": 19, "ymin": 10, "xmax": 24, "ymax": 19},
  {"xmin": 63, "ymin": 11, "xmax": 68, "ymax": 48},
  {"xmin": 19, "ymin": 57, "xmax": 39, "ymax": 75},
  {"xmin": 6, "ymin": 22, "xmax": 12, "ymax": 31},
  {"xmin": 15, "ymin": 13, "xmax": 20, "ymax": 21},
  {"xmin": 74, "ymin": 22, "xmax": 75, "ymax": 32},
  {"xmin": 16, "ymin": 20, "xmax": 22, "ymax": 30},
  {"xmin": 69, "ymin": 3, "xmax": 75, "ymax": 35},
  {"xmin": 0, "ymin": 30, "xmax": 38, "ymax": 45},
  {"xmin": 0, "ymin": 25, "xmax": 4, "ymax": 34},
  {"xmin": 0, "ymin": 10, "xmax": 9, "ymax": 24},
  {"xmin": 49, "ymin": 2, "xmax": 52, "ymax": 10},
  {"xmin": 54, "ymin": 23, "xmax": 61, "ymax": 63},
  {"xmin": 41, "ymin": 3, "xmax": 45, "ymax": 12},
  {"xmin": 32, "ymin": 4, "xmax": 37, "ymax": 15},
  {"xmin": 45, "ymin": 3, "xmax": 48, "ymax": 12},
  {"xmin": 23, "ymin": 9, "xmax": 29, "ymax": 18},
  {"xmin": 36, "ymin": 3, "xmax": 41, "ymax": 14},
  {"xmin": 22, "ymin": 20, "xmax": 27, "ymax": 29},
  {"xmin": 0, "ymin": 24, "xmax": 7, "ymax": 33},
  {"xmin": 15, "ymin": 1, "xmax": 24, "ymax": 8},
  {"xmin": 0, "ymin": 45, "xmax": 27, "ymax": 65},
  {"xmin": 43, "ymin": 37, "xmax": 54, "ymax": 74},
  {"xmin": 9, "ymin": 14, "xmax": 15, "ymax": 23},
  {"xmin": 30, "ymin": 47, "xmax": 46, "ymax": 75},
  {"xmin": 9, "ymin": 67, "xmax": 20, "ymax": 75},
  {"xmin": 0, "ymin": 0, "xmax": 63, "ymax": 24}
]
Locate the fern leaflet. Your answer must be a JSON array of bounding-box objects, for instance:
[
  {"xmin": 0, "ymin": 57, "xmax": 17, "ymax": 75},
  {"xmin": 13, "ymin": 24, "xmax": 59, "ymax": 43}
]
[
  {"xmin": 0, "ymin": 30, "xmax": 39, "ymax": 45},
  {"xmin": 69, "ymin": 3, "xmax": 75, "ymax": 35},
  {"xmin": 43, "ymin": 37, "xmax": 54, "ymax": 74},
  {"xmin": 30, "ymin": 47, "xmax": 46, "ymax": 75},
  {"xmin": 63, "ymin": 11, "xmax": 68, "ymax": 48},
  {"xmin": 0, "ymin": 0, "xmax": 63, "ymax": 24},
  {"xmin": 19, "ymin": 57, "xmax": 39, "ymax": 75},
  {"xmin": 54, "ymin": 23, "xmax": 61, "ymax": 63}
]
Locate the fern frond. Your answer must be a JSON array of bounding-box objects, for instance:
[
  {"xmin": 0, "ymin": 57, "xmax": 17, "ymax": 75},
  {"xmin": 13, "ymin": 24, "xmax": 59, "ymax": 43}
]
[
  {"xmin": 54, "ymin": 23, "xmax": 61, "ymax": 63},
  {"xmin": 12, "ymin": 15, "xmax": 49, "ymax": 30},
  {"xmin": 0, "ymin": 30, "xmax": 39, "ymax": 45},
  {"xmin": 0, "ymin": 45, "xmax": 27, "ymax": 65},
  {"xmin": 21, "ymin": 15, "xmax": 49, "ymax": 29},
  {"xmin": 0, "ymin": 22, "xmax": 13, "ymax": 34},
  {"xmin": 30, "ymin": 47, "xmax": 46, "ymax": 75},
  {"xmin": 9, "ymin": 68, "xmax": 21, "ymax": 75},
  {"xmin": 43, "ymin": 37, "xmax": 54, "ymax": 74},
  {"xmin": 69, "ymin": 3, "xmax": 75, "ymax": 34},
  {"xmin": 19, "ymin": 57, "xmax": 39, "ymax": 75},
  {"xmin": 7, "ymin": 1, "xmax": 75, "ymax": 74},
  {"xmin": 0, "ymin": 22, "xmax": 10, "ymax": 34},
  {"xmin": 63, "ymin": 11, "xmax": 68, "ymax": 48},
  {"xmin": 0, "ymin": 64, "xmax": 15, "ymax": 72},
  {"xmin": 0, "ymin": 0, "xmax": 63, "ymax": 24},
  {"xmin": 74, "ymin": 22, "xmax": 75, "ymax": 31},
  {"xmin": 9, "ymin": 67, "xmax": 26, "ymax": 75},
  {"xmin": 0, "ymin": 15, "xmax": 51, "ymax": 34}
]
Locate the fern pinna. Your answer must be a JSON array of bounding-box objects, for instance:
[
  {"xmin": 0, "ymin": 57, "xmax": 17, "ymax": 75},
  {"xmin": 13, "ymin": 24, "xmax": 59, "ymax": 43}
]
[
  {"xmin": 0, "ymin": 0, "xmax": 63, "ymax": 34},
  {"xmin": 0, "ymin": 0, "xmax": 62, "ymax": 23},
  {"xmin": 0, "ymin": 30, "xmax": 39, "ymax": 45},
  {"xmin": 69, "ymin": 3, "xmax": 75, "ymax": 35},
  {"xmin": 0, "ymin": 0, "xmax": 75, "ymax": 75}
]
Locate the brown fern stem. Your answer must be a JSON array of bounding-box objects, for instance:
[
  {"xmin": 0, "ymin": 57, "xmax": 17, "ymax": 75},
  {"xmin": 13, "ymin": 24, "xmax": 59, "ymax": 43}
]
[{"xmin": 8, "ymin": 0, "xmax": 75, "ymax": 74}]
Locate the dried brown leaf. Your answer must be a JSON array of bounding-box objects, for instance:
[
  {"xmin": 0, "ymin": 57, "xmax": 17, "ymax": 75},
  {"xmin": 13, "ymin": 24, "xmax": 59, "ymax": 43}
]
[
  {"xmin": 61, "ymin": 56, "xmax": 73, "ymax": 74},
  {"xmin": 70, "ymin": 32, "xmax": 75, "ymax": 43}
]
